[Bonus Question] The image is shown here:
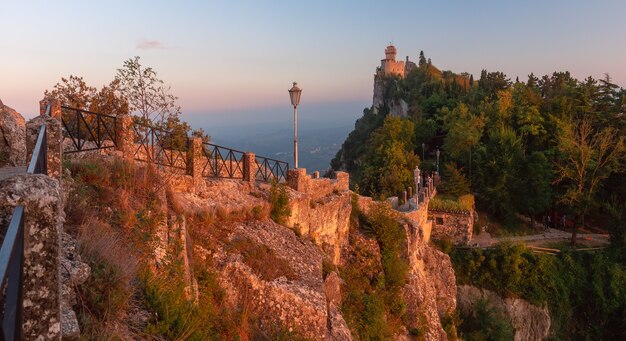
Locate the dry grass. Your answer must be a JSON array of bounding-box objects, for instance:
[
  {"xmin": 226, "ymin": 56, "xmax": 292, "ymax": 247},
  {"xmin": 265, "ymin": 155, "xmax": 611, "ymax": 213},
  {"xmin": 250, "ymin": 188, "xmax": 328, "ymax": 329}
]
[{"xmin": 227, "ymin": 236, "xmax": 298, "ymax": 281}]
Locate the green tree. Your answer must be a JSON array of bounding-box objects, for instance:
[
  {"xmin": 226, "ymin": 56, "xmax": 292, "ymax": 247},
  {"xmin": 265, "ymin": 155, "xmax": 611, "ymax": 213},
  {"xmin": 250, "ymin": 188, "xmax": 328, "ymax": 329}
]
[
  {"xmin": 438, "ymin": 162, "xmax": 470, "ymax": 197},
  {"xmin": 475, "ymin": 127, "xmax": 524, "ymax": 220},
  {"xmin": 361, "ymin": 116, "xmax": 419, "ymax": 198},
  {"xmin": 116, "ymin": 56, "xmax": 181, "ymax": 127},
  {"xmin": 555, "ymin": 117, "xmax": 625, "ymax": 245},
  {"xmin": 517, "ymin": 151, "xmax": 553, "ymax": 226},
  {"xmin": 442, "ymin": 103, "xmax": 485, "ymax": 183}
]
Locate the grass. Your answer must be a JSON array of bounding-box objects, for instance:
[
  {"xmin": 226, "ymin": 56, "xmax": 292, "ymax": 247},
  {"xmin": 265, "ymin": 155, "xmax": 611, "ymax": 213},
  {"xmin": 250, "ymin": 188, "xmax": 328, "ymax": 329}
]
[{"xmin": 429, "ymin": 194, "xmax": 474, "ymax": 213}]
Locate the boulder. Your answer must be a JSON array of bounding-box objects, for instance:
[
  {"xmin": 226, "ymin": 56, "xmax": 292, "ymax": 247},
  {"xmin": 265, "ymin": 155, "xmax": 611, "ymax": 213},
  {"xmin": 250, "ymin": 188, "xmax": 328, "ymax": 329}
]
[{"xmin": 0, "ymin": 99, "xmax": 27, "ymax": 166}]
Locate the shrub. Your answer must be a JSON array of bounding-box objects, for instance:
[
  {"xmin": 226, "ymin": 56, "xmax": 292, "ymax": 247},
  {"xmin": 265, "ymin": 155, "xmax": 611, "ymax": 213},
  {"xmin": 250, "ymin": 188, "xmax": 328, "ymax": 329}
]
[
  {"xmin": 269, "ymin": 179, "xmax": 291, "ymax": 224},
  {"xmin": 458, "ymin": 298, "xmax": 514, "ymax": 341},
  {"xmin": 429, "ymin": 194, "xmax": 473, "ymax": 213}
]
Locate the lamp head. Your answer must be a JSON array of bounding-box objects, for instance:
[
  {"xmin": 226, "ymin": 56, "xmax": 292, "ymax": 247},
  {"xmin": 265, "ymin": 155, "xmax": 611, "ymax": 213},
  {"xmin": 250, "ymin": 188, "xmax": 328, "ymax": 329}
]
[{"xmin": 288, "ymin": 82, "xmax": 302, "ymax": 107}]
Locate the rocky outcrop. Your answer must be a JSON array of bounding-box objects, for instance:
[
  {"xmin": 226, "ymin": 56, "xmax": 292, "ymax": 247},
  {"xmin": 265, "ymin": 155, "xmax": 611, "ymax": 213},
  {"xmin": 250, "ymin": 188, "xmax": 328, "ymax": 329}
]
[
  {"xmin": 60, "ymin": 232, "xmax": 90, "ymax": 339},
  {"xmin": 0, "ymin": 99, "xmax": 27, "ymax": 166},
  {"xmin": 457, "ymin": 285, "xmax": 551, "ymax": 341},
  {"xmin": 195, "ymin": 219, "xmax": 339, "ymax": 339}
]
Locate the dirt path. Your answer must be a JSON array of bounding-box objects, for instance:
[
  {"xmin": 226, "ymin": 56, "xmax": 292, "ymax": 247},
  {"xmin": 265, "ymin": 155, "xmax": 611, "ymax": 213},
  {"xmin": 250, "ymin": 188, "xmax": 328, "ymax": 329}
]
[{"xmin": 470, "ymin": 227, "xmax": 610, "ymax": 248}]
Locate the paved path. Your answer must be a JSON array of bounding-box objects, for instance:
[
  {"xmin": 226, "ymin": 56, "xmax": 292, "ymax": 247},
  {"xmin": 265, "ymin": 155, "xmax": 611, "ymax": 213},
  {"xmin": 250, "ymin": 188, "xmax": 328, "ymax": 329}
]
[
  {"xmin": 0, "ymin": 166, "xmax": 27, "ymax": 181},
  {"xmin": 471, "ymin": 227, "xmax": 610, "ymax": 248}
]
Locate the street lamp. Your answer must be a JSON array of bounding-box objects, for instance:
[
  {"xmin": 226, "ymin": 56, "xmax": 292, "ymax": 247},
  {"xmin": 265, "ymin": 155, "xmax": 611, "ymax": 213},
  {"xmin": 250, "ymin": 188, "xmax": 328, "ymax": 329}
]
[
  {"xmin": 288, "ymin": 82, "xmax": 302, "ymax": 168},
  {"xmin": 436, "ymin": 148, "xmax": 440, "ymax": 174}
]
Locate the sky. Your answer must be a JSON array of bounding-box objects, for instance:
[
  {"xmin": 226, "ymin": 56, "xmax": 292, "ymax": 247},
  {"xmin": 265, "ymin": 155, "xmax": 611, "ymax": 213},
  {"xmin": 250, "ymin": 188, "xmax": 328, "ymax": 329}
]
[{"xmin": 2, "ymin": 0, "xmax": 625, "ymax": 127}]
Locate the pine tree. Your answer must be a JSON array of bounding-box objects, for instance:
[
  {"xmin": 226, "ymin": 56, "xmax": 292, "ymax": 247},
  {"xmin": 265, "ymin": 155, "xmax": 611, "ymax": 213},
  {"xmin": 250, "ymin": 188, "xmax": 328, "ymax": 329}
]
[{"xmin": 419, "ymin": 50, "xmax": 426, "ymax": 66}]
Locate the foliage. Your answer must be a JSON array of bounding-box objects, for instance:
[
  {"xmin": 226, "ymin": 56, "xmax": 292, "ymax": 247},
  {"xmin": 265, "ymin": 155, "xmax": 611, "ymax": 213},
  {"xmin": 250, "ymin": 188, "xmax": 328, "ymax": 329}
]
[
  {"xmin": 438, "ymin": 162, "xmax": 470, "ymax": 197},
  {"xmin": 341, "ymin": 202, "xmax": 409, "ymax": 339},
  {"xmin": 332, "ymin": 54, "xmax": 626, "ymax": 238},
  {"xmin": 269, "ymin": 179, "xmax": 291, "ymax": 224},
  {"xmin": 361, "ymin": 115, "xmax": 419, "ymax": 198},
  {"xmin": 554, "ymin": 116, "xmax": 625, "ymax": 243},
  {"xmin": 115, "ymin": 56, "xmax": 181, "ymax": 125},
  {"xmin": 451, "ymin": 243, "xmax": 626, "ymax": 340},
  {"xmin": 429, "ymin": 194, "xmax": 474, "ymax": 213},
  {"xmin": 458, "ymin": 298, "xmax": 515, "ymax": 341}
]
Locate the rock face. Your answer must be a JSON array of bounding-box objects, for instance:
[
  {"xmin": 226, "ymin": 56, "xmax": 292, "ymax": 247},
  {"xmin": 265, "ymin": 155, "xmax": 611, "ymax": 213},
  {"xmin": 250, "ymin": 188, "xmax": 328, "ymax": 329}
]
[
  {"xmin": 60, "ymin": 232, "xmax": 91, "ymax": 339},
  {"xmin": 457, "ymin": 285, "xmax": 551, "ymax": 341},
  {"xmin": 194, "ymin": 220, "xmax": 351, "ymax": 340},
  {"xmin": 0, "ymin": 99, "xmax": 27, "ymax": 166}
]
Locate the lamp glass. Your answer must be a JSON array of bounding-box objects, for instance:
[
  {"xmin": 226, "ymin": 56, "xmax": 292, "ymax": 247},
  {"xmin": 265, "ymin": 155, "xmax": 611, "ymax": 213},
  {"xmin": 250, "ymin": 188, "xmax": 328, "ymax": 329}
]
[{"xmin": 289, "ymin": 82, "xmax": 302, "ymax": 106}]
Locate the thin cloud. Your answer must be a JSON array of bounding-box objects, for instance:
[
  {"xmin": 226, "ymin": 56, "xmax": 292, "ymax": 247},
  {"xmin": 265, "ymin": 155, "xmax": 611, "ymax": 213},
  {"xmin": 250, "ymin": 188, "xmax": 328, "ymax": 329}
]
[{"xmin": 136, "ymin": 40, "xmax": 165, "ymax": 50}]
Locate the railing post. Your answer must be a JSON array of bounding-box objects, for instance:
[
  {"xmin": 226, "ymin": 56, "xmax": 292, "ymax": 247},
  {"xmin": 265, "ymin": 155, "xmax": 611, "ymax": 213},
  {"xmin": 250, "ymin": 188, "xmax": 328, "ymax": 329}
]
[
  {"xmin": 287, "ymin": 168, "xmax": 308, "ymax": 192},
  {"xmin": 35, "ymin": 99, "xmax": 63, "ymax": 179},
  {"xmin": 243, "ymin": 152, "xmax": 256, "ymax": 184},
  {"xmin": 115, "ymin": 115, "xmax": 134, "ymax": 159},
  {"xmin": 187, "ymin": 137, "xmax": 204, "ymax": 183}
]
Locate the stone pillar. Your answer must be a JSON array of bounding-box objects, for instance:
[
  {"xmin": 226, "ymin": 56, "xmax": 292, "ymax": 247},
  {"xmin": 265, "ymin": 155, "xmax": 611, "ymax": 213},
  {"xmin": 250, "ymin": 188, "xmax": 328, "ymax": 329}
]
[
  {"xmin": 332, "ymin": 171, "xmax": 349, "ymax": 191},
  {"xmin": 242, "ymin": 152, "xmax": 256, "ymax": 184},
  {"xmin": 26, "ymin": 116, "xmax": 62, "ymax": 180},
  {"xmin": 408, "ymin": 186, "xmax": 412, "ymax": 198},
  {"xmin": 287, "ymin": 168, "xmax": 308, "ymax": 192},
  {"xmin": 187, "ymin": 137, "xmax": 204, "ymax": 179},
  {"xmin": 115, "ymin": 115, "xmax": 134, "ymax": 159},
  {"xmin": 402, "ymin": 190, "xmax": 407, "ymax": 205},
  {"xmin": 0, "ymin": 175, "xmax": 62, "ymax": 340},
  {"xmin": 312, "ymin": 171, "xmax": 320, "ymax": 179}
]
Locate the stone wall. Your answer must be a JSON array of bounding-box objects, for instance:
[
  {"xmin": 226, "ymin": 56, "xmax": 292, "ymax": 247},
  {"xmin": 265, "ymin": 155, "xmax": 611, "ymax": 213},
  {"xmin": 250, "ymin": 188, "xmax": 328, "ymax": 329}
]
[
  {"xmin": 0, "ymin": 175, "xmax": 62, "ymax": 340},
  {"xmin": 428, "ymin": 210, "xmax": 473, "ymax": 245}
]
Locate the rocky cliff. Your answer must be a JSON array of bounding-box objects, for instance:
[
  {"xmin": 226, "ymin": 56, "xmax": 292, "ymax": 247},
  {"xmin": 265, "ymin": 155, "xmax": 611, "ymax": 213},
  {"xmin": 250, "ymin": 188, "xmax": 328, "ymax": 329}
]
[
  {"xmin": 172, "ymin": 169, "xmax": 458, "ymax": 340},
  {"xmin": 457, "ymin": 285, "xmax": 551, "ymax": 341}
]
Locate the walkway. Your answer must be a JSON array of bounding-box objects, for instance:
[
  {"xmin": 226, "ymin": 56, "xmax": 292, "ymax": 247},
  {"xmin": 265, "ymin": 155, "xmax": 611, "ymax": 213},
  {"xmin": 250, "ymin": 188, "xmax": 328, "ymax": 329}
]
[{"xmin": 471, "ymin": 227, "xmax": 610, "ymax": 248}]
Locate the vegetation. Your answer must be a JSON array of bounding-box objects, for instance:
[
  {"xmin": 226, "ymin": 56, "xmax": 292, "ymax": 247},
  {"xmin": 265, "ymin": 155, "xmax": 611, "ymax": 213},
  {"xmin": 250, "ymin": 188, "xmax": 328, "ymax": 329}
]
[
  {"xmin": 458, "ymin": 298, "xmax": 515, "ymax": 341},
  {"xmin": 332, "ymin": 55, "xmax": 626, "ymax": 235},
  {"xmin": 64, "ymin": 158, "xmax": 296, "ymax": 339},
  {"xmin": 341, "ymin": 202, "xmax": 409, "ymax": 339},
  {"xmin": 429, "ymin": 194, "xmax": 474, "ymax": 213},
  {"xmin": 269, "ymin": 178, "xmax": 291, "ymax": 224},
  {"xmin": 451, "ymin": 243, "xmax": 626, "ymax": 340}
]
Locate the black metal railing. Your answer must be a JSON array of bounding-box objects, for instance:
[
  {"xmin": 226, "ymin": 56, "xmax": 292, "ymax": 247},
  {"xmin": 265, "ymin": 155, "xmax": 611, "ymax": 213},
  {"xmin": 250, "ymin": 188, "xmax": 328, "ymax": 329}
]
[
  {"xmin": 132, "ymin": 121, "xmax": 188, "ymax": 170},
  {"xmin": 201, "ymin": 142, "xmax": 245, "ymax": 179},
  {"xmin": 255, "ymin": 156, "xmax": 289, "ymax": 182},
  {"xmin": 0, "ymin": 108, "xmax": 48, "ymax": 339},
  {"xmin": 61, "ymin": 106, "xmax": 117, "ymax": 154}
]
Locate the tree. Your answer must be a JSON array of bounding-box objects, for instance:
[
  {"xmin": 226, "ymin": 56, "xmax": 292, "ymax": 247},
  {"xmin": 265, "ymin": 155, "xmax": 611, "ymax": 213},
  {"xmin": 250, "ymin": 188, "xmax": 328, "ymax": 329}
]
[
  {"xmin": 419, "ymin": 50, "xmax": 426, "ymax": 67},
  {"xmin": 517, "ymin": 151, "xmax": 553, "ymax": 226},
  {"xmin": 442, "ymin": 103, "xmax": 485, "ymax": 183},
  {"xmin": 438, "ymin": 162, "xmax": 470, "ymax": 197},
  {"xmin": 115, "ymin": 56, "xmax": 181, "ymax": 127},
  {"xmin": 554, "ymin": 117, "xmax": 625, "ymax": 245},
  {"xmin": 44, "ymin": 75, "xmax": 96, "ymax": 109},
  {"xmin": 361, "ymin": 116, "xmax": 419, "ymax": 198}
]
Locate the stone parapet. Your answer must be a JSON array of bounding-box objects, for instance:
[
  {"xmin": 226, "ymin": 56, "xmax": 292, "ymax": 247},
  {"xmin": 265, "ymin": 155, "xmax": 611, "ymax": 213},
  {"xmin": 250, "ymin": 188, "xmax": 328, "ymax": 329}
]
[
  {"xmin": 0, "ymin": 174, "xmax": 62, "ymax": 340},
  {"xmin": 242, "ymin": 152, "xmax": 256, "ymax": 184},
  {"xmin": 428, "ymin": 209, "xmax": 473, "ymax": 245},
  {"xmin": 287, "ymin": 168, "xmax": 309, "ymax": 192},
  {"xmin": 26, "ymin": 115, "xmax": 62, "ymax": 180},
  {"xmin": 115, "ymin": 115, "xmax": 135, "ymax": 158}
]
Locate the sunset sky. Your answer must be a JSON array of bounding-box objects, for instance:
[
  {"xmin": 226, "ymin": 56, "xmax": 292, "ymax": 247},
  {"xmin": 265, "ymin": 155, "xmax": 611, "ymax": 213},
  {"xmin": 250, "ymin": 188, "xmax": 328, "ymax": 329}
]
[{"xmin": 2, "ymin": 0, "xmax": 625, "ymax": 127}]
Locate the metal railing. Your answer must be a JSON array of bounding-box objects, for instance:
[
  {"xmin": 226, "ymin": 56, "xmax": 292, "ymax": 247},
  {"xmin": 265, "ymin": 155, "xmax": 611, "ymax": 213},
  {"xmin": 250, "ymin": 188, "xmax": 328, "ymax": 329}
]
[
  {"xmin": 132, "ymin": 120, "xmax": 188, "ymax": 170},
  {"xmin": 0, "ymin": 106, "xmax": 48, "ymax": 339},
  {"xmin": 201, "ymin": 142, "xmax": 245, "ymax": 179},
  {"xmin": 61, "ymin": 106, "xmax": 117, "ymax": 154},
  {"xmin": 255, "ymin": 156, "xmax": 289, "ymax": 182}
]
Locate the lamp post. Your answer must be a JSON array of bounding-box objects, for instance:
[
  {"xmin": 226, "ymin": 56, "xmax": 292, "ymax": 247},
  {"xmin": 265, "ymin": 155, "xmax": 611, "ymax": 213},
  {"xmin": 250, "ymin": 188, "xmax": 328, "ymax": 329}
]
[
  {"xmin": 436, "ymin": 148, "xmax": 440, "ymax": 174},
  {"xmin": 288, "ymin": 82, "xmax": 302, "ymax": 168}
]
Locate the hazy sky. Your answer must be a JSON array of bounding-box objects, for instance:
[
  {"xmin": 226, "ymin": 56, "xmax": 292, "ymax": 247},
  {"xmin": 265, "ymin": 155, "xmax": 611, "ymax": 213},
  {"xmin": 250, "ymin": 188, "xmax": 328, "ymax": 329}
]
[{"xmin": 2, "ymin": 0, "xmax": 625, "ymax": 125}]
